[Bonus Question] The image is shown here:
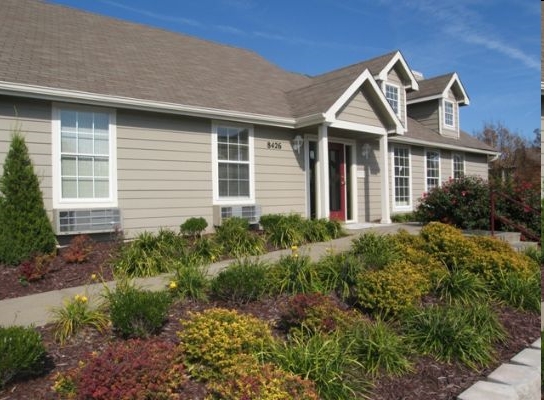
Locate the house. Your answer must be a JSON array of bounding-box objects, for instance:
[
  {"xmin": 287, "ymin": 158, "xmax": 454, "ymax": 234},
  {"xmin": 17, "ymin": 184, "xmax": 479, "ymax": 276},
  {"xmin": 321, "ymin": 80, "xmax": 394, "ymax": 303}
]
[{"xmin": 0, "ymin": 0, "xmax": 498, "ymax": 238}]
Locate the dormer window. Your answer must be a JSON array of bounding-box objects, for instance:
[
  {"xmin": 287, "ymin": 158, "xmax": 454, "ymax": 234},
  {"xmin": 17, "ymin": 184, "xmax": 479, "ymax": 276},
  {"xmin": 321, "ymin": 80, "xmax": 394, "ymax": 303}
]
[
  {"xmin": 444, "ymin": 100, "xmax": 454, "ymax": 127},
  {"xmin": 385, "ymin": 83, "xmax": 399, "ymax": 116}
]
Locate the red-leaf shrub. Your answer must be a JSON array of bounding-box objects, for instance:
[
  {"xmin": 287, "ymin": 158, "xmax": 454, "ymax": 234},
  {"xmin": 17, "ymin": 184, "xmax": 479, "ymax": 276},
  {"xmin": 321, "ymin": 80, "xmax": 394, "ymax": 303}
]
[
  {"xmin": 18, "ymin": 253, "xmax": 54, "ymax": 283},
  {"xmin": 75, "ymin": 339, "xmax": 186, "ymax": 399},
  {"xmin": 62, "ymin": 235, "xmax": 94, "ymax": 264}
]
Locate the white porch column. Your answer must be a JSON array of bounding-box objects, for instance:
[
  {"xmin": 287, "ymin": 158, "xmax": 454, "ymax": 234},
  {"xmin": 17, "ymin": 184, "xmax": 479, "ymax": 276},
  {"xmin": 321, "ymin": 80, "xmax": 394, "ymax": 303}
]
[
  {"xmin": 317, "ymin": 124, "xmax": 329, "ymax": 219},
  {"xmin": 379, "ymin": 134, "xmax": 391, "ymax": 224}
]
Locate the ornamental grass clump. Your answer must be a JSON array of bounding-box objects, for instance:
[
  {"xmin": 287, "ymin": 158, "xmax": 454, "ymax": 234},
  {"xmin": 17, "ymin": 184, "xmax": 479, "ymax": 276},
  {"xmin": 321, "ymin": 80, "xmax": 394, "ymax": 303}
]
[
  {"xmin": 402, "ymin": 303, "xmax": 506, "ymax": 370},
  {"xmin": 53, "ymin": 338, "xmax": 186, "ymax": 399},
  {"xmin": 268, "ymin": 253, "xmax": 327, "ymax": 295},
  {"xmin": 177, "ymin": 308, "xmax": 273, "ymax": 381},
  {"xmin": 214, "ymin": 217, "xmax": 266, "ymax": 258},
  {"xmin": 170, "ymin": 260, "xmax": 209, "ymax": 301},
  {"xmin": 351, "ymin": 232, "xmax": 401, "ymax": 270},
  {"xmin": 50, "ymin": 293, "xmax": 109, "ymax": 344},
  {"xmin": 491, "ymin": 269, "xmax": 541, "ymax": 313},
  {"xmin": 433, "ymin": 266, "xmax": 489, "ymax": 305},
  {"xmin": 107, "ymin": 285, "xmax": 171, "ymax": 338},
  {"xmin": 0, "ymin": 326, "xmax": 46, "ymax": 388},
  {"xmin": 347, "ymin": 319, "xmax": 413, "ymax": 377},
  {"xmin": 262, "ymin": 329, "xmax": 369, "ymax": 400},
  {"xmin": 210, "ymin": 259, "xmax": 270, "ymax": 303}
]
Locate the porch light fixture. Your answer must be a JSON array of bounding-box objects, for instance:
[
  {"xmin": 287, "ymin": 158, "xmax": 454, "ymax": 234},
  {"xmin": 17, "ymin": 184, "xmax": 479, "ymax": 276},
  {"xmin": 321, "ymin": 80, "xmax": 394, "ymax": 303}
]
[
  {"xmin": 361, "ymin": 143, "xmax": 372, "ymax": 159},
  {"xmin": 292, "ymin": 135, "xmax": 304, "ymax": 154}
]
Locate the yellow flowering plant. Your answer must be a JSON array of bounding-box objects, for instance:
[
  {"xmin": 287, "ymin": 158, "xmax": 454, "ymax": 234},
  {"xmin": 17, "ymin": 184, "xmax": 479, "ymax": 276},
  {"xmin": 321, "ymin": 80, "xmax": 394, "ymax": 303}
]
[{"xmin": 50, "ymin": 293, "xmax": 109, "ymax": 345}]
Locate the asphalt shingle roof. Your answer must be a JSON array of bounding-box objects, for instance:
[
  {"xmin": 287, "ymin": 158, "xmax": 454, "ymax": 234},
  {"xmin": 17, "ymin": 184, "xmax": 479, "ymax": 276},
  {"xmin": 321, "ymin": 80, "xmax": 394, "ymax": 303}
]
[{"xmin": 406, "ymin": 73, "xmax": 455, "ymax": 101}]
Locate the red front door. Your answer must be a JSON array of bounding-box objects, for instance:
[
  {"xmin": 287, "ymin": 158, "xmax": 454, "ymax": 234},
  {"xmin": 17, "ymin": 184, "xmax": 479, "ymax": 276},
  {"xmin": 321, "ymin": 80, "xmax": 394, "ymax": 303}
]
[{"xmin": 328, "ymin": 143, "xmax": 346, "ymax": 221}]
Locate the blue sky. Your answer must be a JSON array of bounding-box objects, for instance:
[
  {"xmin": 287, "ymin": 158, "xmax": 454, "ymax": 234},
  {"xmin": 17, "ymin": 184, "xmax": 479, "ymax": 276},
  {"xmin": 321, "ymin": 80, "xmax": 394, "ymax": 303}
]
[{"xmin": 49, "ymin": 0, "xmax": 540, "ymax": 141}]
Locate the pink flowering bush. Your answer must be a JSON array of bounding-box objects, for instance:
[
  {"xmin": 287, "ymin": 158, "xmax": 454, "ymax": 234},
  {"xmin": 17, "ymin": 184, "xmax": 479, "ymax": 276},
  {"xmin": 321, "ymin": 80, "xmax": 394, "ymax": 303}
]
[{"xmin": 415, "ymin": 176, "xmax": 490, "ymax": 230}]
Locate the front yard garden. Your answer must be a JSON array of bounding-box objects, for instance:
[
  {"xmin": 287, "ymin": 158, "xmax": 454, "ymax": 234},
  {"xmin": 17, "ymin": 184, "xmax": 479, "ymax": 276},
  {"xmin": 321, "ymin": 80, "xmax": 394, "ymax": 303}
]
[{"xmin": 0, "ymin": 220, "xmax": 540, "ymax": 399}]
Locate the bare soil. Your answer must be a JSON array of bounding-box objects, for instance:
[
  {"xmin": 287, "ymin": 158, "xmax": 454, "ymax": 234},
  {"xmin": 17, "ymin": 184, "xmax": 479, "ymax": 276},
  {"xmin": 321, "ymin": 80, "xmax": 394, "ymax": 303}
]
[{"xmin": 0, "ymin": 243, "xmax": 541, "ymax": 400}]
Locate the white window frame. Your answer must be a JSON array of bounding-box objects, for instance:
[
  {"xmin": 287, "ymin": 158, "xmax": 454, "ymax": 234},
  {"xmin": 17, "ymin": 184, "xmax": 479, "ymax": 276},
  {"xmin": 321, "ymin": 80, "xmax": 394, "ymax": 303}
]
[
  {"xmin": 52, "ymin": 104, "xmax": 118, "ymax": 209},
  {"xmin": 211, "ymin": 121, "xmax": 255, "ymax": 205},
  {"xmin": 425, "ymin": 149, "xmax": 441, "ymax": 192},
  {"xmin": 391, "ymin": 146, "xmax": 412, "ymax": 211},
  {"xmin": 444, "ymin": 100, "xmax": 455, "ymax": 128},
  {"xmin": 452, "ymin": 153, "xmax": 465, "ymax": 179},
  {"xmin": 384, "ymin": 83, "xmax": 400, "ymax": 117}
]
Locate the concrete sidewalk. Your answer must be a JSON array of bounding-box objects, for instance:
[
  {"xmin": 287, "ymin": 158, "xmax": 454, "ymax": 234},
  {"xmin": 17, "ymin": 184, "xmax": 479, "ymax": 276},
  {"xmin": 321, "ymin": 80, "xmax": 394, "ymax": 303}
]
[{"xmin": 0, "ymin": 223, "xmax": 422, "ymax": 328}]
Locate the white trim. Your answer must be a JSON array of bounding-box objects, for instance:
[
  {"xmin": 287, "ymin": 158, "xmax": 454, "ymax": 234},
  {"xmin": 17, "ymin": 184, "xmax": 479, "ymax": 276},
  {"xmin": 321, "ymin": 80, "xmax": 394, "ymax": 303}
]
[
  {"xmin": 391, "ymin": 145, "xmax": 412, "ymax": 212},
  {"xmin": 379, "ymin": 135, "xmax": 391, "ymax": 223},
  {"xmin": 388, "ymin": 136, "xmax": 498, "ymax": 156},
  {"xmin": 443, "ymin": 99, "xmax": 455, "ymax": 128},
  {"xmin": 323, "ymin": 69, "xmax": 404, "ymax": 135},
  {"xmin": 384, "ymin": 82, "xmax": 401, "ymax": 118},
  {"xmin": 348, "ymin": 143, "xmax": 358, "ymax": 223},
  {"xmin": 328, "ymin": 120, "xmax": 388, "ymax": 135},
  {"xmin": 424, "ymin": 148, "xmax": 441, "ymax": 192},
  {"xmin": 52, "ymin": 104, "xmax": 118, "ymax": 209},
  {"xmin": 376, "ymin": 51, "xmax": 420, "ymax": 91},
  {"xmin": 211, "ymin": 121, "xmax": 255, "ymax": 206},
  {"xmin": 317, "ymin": 124, "xmax": 329, "ymax": 218},
  {"xmin": 406, "ymin": 73, "xmax": 469, "ymax": 106}
]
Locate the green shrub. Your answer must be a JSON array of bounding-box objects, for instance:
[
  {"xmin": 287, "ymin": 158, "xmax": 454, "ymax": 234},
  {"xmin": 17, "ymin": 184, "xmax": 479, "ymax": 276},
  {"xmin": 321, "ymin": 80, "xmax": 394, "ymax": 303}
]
[
  {"xmin": 347, "ymin": 319, "xmax": 413, "ymax": 377},
  {"xmin": 355, "ymin": 260, "xmax": 430, "ymax": 315},
  {"xmin": 324, "ymin": 218, "xmax": 344, "ymax": 239},
  {"xmin": 177, "ymin": 308, "xmax": 273, "ymax": 381},
  {"xmin": 211, "ymin": 259, "xmax": 269, "ymax": 302},
  {"xmin": 107, "ymin": 285, "xmax": 171, "ymax": 338},
  {"xmin": 351, "ymin": 233, "xmax": 401, "ymax": 270},
  {"xmin": 263, "ymin": 329, "xmax": 368, "ymax": 400},
  {"xmin": 214, "ymin": 217, "xmax": 266, "ymax": 258},
  {"xmin": 207, "ymin": 362, "xmax": 320, "ymax": 400},
  {"xmin": 171, "ymin": 261, "xmax": 209, "ymax": 301},
  {"xmin": 0, "ymin": 326, "xmax": 46, "ymax": 388},
  {"xmin": 433, "ymin": 267, "xmax": 488, "ymax": 305},
  {"xmin": 0, "ymin": 131, "xmax": 56, "ymax": 265},
  {"xmin": 279, "ymin": 292, "xmax": 362, "ymax": 334},
  {"xmin": 415, "ymin": 175, "xmax": 490, "ymax": 230},
  {"xmin": 263, "ymin": 214, "xmax": 306, "ymax": 249},
  {"xmin": 491, "ymin": 269, "xmax": 541, "ymax": 313},
  {"xmin": 419, "ymin": 222, "xmax": 477, "ymax": 269},
  {"xmin": 50, "ymin": 294, "xmax": 109, "ymax": 344},
  {"xmin": 54, "ymin": 338, "xmax": 186, "ymax": 399},
  {"xmin": 315, "ymin": 252, "xmax": 363, "ymax": 301},
  {"xmin": 403, "ymin": 304, "xmax": 505, "ymax": 370},
  {"xmin": 111, "ymin": 229, "xmax": 186, "ymax": 277},
  {"xmin": 180, "ymin": 216, "xmax": 208, "ymax": 237},
  {"xmin": 303, "ymin": 218, "xmax": 333, "ymax": 243},
  {"xmin": 259, "ymin": 213, "xmax": 283, "ymax": 231},
  {"xmin": 391, "ymin": 212, "xmax": 416, "ymax": 223}
]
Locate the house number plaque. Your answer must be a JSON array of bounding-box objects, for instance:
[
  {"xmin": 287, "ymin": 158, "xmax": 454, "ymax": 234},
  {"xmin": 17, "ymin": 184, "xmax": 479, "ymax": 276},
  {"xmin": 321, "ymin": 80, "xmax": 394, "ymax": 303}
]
[{"xmin": 267, "ymin": 141, "xmax": 282, "ymax": 150}]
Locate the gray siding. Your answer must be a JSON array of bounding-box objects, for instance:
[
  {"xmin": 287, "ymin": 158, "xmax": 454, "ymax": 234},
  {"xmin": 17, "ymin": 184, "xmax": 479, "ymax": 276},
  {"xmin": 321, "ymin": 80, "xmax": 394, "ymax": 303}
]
[
  {"xmin": 356, "ymin": 139, "xmax": 382, "ymax": 222},
  {"xmin": 0, "ymin": 97, "xmax": 53, "ymax": 219},
  {"xmin": 336, "ymin": 89, "xmax": 385, "ymax": 128},
  {"xmin": 407, "ymin": 100, "xmax": 439, "ymax": 131},
  {"xmin": 116, "ymin": 110, "xmax": 213, "ymax": 236},
  {"xmin": 465, "ymin": 153, "xmax": 488, "ymax": 180},
  {"xmin": 254, "ymin": 126, "xmax": 306, "ymax": 215}
]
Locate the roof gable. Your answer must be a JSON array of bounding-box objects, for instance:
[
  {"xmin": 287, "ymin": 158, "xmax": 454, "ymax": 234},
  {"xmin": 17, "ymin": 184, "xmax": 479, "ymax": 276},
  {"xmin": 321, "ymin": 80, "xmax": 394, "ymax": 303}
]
[
  {"xmin": 375, "ymin": 51, "xmax": 419, "ymax": 90},
  {"xmin": 407, "ymin": 73, "xmax": 469, "ymax": 105}
]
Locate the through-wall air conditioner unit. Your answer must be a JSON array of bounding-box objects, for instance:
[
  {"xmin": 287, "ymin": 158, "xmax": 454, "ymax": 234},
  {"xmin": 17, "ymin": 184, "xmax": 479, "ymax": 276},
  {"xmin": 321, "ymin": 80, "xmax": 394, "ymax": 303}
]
[
  {"xmin": 213, "ymin": 204, "xmax": 261, "ymax": 226},
  {"xmin": 54, "ymin": 208, "xmax": 122, "ymax": 235}
]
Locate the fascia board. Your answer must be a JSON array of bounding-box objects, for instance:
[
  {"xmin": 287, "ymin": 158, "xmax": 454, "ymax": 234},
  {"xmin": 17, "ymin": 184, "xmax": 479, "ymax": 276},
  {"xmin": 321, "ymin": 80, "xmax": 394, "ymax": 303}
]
[
  {"xmin": 389, "ymin": 136, "xmax": 499, "ymax": 156},
  {"xmin": 377, "ymin": 51, "xmax": 420, "ymax": 91},
  {"xmin": 0, "ymin": 82, "xmax": 297, "ymax": 128}
]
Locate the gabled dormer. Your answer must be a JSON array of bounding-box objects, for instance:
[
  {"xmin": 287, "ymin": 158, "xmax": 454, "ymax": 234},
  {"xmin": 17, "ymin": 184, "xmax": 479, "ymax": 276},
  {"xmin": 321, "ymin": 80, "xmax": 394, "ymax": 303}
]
[
  {"xmin": 406, "ymin": 73, "xmax": 469, "ymax": 139},
  {"xmin": 371, "ymin": 51, "xmax": 419, "ymax": 130}
]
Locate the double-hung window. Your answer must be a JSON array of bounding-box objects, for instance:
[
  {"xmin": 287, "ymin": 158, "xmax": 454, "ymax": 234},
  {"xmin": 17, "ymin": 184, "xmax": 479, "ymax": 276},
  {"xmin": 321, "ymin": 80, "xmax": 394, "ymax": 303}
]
[
  {"xmin": 444, "ymin": 100, "xmax": 454, "ymax": 127},
  {"xmin": 53, "ymin": 106, "xmax": 117, "ymax": 208},
  {"xmin": 385, "ymin": 83, "xmax": 400, "ymax": 116},
  {"xmin": 393, "ymin": 147, "xmax": 411, "ymax": 208},
  {"xmin": 453, "ymin": 153, "xmax": 464, "ymax": 179},
  {"xmin": 425, "ymin": 150, "xmax": 440, "ymax": 191},
  {"xmin": 213, "ymin": 123, "xmax": 254, "ymax": 203}
]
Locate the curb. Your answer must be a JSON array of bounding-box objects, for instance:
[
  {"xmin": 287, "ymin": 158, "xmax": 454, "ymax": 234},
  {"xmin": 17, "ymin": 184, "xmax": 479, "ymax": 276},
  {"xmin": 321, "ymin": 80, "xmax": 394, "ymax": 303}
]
[{"xmin": 457, "ymin": 338, "xmax": 541, "ymax": 400}]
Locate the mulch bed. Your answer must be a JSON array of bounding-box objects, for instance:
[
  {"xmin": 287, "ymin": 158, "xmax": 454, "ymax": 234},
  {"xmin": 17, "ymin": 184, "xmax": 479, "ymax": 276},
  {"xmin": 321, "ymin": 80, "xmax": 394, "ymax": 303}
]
[{"xmin": 0, "ymin": 243, "xmax": 541, "ymax": 400}]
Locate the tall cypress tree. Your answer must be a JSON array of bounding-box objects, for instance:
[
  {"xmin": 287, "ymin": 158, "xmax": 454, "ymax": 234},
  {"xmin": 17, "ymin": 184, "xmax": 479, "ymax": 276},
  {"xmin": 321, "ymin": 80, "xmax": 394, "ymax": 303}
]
[{"xmin": 0, "ymin": 130, "xmax": 56, "ymax": 265}]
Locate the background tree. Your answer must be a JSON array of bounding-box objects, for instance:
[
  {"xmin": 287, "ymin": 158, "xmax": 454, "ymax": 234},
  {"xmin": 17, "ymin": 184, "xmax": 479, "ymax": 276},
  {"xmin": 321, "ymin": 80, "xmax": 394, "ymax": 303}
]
[
  {"xmin": 0, "ymin": 130, "xmax": 56, "ymax": 265},
  {"xmin": 474, "ymin": 122, "xmax": 540, "ymax": 186}
]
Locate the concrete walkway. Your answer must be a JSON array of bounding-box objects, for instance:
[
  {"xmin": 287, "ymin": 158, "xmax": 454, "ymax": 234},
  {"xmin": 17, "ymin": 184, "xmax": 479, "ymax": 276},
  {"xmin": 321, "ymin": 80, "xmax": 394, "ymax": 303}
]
[{"xmin": 0, "ymin": 223, "xmax": 422, "ymax": 328}]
